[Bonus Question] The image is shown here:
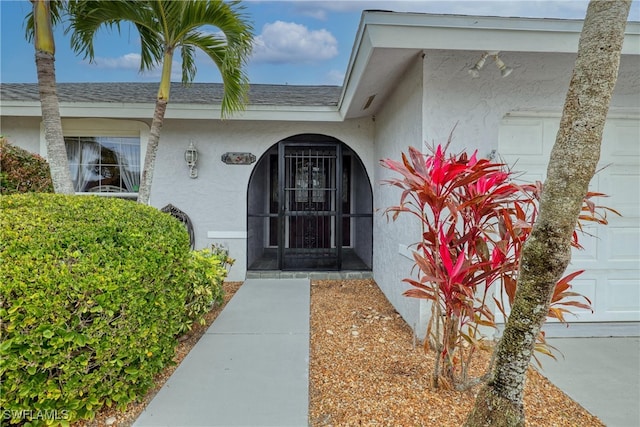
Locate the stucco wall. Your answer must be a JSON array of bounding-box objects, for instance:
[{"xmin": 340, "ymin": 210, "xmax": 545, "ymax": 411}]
[
  {"xmin": 1, "ymin": 116, "xmax": 43, "ymax": 153},
  {"xmin": 421, "ymin": 50, "xmax": 639, "ymax": 156},
  {"xmin": 372, "ymin": 55, "xmax": 429, "ymax": 339},
  {"xmin": 150, "ymin": 117, "xmax": 375, "ymax": 281}
]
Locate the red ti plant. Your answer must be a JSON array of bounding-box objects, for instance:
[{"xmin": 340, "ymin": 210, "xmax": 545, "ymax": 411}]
[{"xmin": 381, "ymin": 141, "xmax": 611, "ymax": 390}]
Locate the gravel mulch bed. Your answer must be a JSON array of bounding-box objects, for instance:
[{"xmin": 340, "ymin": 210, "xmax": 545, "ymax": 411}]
[
  {"xmin": 308, "ymin": 279, "xmax": 604, "ymax": 427},
  {"xmin": 74, "ymin": 278, "xmax": 603, "ymax": 426}
]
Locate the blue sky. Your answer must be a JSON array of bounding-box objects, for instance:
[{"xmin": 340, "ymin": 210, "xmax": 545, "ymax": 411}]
[{"xmin": 1, "ymin": 0, "xmax": 638, "ymax": 86}]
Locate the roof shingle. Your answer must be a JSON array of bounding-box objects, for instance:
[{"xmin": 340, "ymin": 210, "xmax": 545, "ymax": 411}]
[{"xmin": 0, "ymin": 82, "xmax": 342, "ymax": 107}]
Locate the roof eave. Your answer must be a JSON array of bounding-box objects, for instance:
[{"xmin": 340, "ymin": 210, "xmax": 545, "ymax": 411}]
[{"xmin": 339, "ymin": 11, "xmax": 640, "ymax": 119}]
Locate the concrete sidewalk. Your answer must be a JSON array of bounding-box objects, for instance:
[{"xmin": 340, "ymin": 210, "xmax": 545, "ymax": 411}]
[
  {"xmin": 537, "ymin": 337, "xmax": 640, "ymax": 427},
  {"xmin": 134, "ymin": 277, "xmax": 639, "ymax": 426},
  {"xmin": 134, "ymin": 279, "xmax": 310, "ymax": 427}
]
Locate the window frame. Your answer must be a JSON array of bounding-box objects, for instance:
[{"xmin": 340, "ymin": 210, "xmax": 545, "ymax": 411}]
[{"xmin": 39, "ymin": 118, "xmax": 149, "ymax": 199}]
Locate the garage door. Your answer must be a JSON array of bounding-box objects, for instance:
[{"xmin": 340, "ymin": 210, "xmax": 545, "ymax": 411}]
[{"xmin": 498, "ymin": 115, "xmax": 639, "ymax": 323}]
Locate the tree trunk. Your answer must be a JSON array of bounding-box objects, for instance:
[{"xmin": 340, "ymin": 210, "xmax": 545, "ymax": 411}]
[
  {"xmin": 464, "ymin": 1, "xmax": 631, "ymax": 426},
  {"xmin": 136, "ymin": 49, "xmax": 173, "ymax": 205},
  {"xmin": 33, "ymin": 0, "xmax": 75, "ymax": 194},
  {"xmin": 136, "ymin": 99, "xmax": 167, "ymax": 205}
]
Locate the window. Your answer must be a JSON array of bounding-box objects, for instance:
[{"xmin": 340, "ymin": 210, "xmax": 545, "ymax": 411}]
[{"xmin": 65, "ymin": 136, "xmax": 140, "ymax": 195}]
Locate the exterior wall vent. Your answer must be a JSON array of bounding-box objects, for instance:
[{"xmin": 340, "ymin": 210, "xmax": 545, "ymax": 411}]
[{"xmin": 362, "ymin": 94, "xmax": 376, "ymax": 110}]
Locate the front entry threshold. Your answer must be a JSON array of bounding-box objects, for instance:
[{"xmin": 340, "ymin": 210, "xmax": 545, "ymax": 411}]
[{"xmin": 246, "ymin": 270, "xmax": 373, "ymax": 280}]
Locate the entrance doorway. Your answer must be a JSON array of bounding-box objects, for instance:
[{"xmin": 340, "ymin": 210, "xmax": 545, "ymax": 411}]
[{"xmin": 247, "ymin": 135, "xmax": 372, "ymax": 271}]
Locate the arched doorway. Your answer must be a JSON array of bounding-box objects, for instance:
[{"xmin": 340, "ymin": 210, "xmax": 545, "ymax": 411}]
[{"xmin": 247, "ymin": 134, "xmax": 372, "ymax": 271}]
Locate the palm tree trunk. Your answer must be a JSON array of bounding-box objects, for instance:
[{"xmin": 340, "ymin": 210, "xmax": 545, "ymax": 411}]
[
  {"xmin": 33, "ymin": 0, "xmax": 75, "ymax": 194},
  {"xmin": 464, "ymin": 1, "xmax": 631, "ymax": 425},
  {"xmin": 137, "ymin": 99, "xmax": 167, "ymax": 205},
  {"xmin": 136, "ymin": 49, "xmax": 173, "ymax": 205}
]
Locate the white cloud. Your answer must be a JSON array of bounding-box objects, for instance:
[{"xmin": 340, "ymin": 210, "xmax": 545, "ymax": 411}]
[
  {"xmin": 90, "ymin": 53, "xmax": 142, "ymax": 70},
  {"xmin": 297, "ymin": 6, "xmax": 329, "ymax": 20},
  {"xmin": 251, "ymin": 21, "xmax": 338, "ymax": 64}
]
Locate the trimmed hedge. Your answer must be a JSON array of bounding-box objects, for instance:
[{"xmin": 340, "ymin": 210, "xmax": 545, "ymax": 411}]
[
  {"xmin": 0, "ymin": 194, "xmax": 193, "ymax": 425},
  {"xmin": 0, "ymin": 137, "xmax": 54, "ymax": 194}
]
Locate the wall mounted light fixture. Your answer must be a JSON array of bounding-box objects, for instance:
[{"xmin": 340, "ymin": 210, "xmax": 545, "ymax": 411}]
[
  {"xmin": 185, "ymin": 141, "xmax": 198, "ymax": 179},
  {"xmin": 468, "ymin": 51, "xmax": 513, "ymax": 78},
  {"xmin": 493, "ymin": 54, "xmax": 513, "ymax": 78},
  {"xmin": 468, "ymin": 52, "xmax": 489, "ymax": 78}
]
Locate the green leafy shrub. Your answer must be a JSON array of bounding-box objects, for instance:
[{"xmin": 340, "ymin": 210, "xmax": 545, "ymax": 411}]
[
  {"xmin": 181, "ymin": 244, "xmax": 234, "ymax": 332},
  {"xmin": 0, "ymin": 194, "xmax": 191, "ymax": 425},
  {"xmin": 0, "ymin": 137, "xmax": 54, "ymax": 194}
]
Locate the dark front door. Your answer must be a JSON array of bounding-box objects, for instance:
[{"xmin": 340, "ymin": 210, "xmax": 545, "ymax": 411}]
[{"xmin": 279, "ymin": 143, "xmax": 342, "ymax": 269}]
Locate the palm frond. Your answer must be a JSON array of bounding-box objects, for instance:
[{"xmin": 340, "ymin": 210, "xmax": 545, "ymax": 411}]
[
  {"xmin": 182, "ymin": 31, "xmax": 248, "ymax": 116},
  {"xmin": 66, "ymin": 0, "xmax": 253, "ymax": 115},
  {"xmin": 180, "ymin": 44, "xmax": 197, "ymax": 84},
  {"xmin": 66, "ymin": 0, "xmax": 163, "ymax": 71}
]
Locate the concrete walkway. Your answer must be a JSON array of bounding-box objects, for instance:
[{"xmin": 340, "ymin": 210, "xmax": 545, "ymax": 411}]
[
  {"xmin": 134, "ymin": 279, "xmax": 310, "ymax": 427},
  {"xmin": 537, "ymin": 337, "xmax": 640, "ymax": 427},
  {"xmin": 134, "ymin": 278, "xmax": 639, "ymax": 426}
]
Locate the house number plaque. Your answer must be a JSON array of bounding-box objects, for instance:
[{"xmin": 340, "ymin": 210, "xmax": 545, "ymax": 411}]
[{"xmin": 221, "ymin": 152, "xmax": 256, "ymax": 165}]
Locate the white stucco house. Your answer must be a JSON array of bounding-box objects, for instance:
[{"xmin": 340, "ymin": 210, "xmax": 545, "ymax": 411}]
[{"xmin": 1, "ymin": 11, "xmax": 638, "ymax": 337}]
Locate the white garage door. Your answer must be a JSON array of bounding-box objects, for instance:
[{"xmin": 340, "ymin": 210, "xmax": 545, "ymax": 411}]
[{"xmin": 498, "ymin": 115, "xmax": 639, "ymax": 323}]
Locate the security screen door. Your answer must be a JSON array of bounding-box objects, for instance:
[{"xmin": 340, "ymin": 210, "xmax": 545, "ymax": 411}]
[
  {"xmin": 247, "ymin": 135, "xmax": 373, "ymax": 272},
  {"xmin": 279, "ymin": 142, "xmax": 343, "ymax": 269}
]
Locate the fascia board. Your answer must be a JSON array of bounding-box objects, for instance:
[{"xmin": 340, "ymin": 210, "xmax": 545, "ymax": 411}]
[
  {"xmin": 367, "ymin": 24, "xmax": 580, "ymax": 52},
  {"xmin": 362, "ymin": 12, "xmax": 586, "ymax": 32},
  {"xmin": 1, "ymin": 101, "xmax": 42, "ymax": 116},
  {"xmin": 338, "ymin": 31, "xmax": 373, "ymax": 118},
  {"xmin": 228, "ymin": 106, "xmax": 342, "ymax": 122},
  {"xmin": 0, "ymin": 102, "xmax": 156, "ymax": 118},
  {"xmin": 362, "ymin": 12, "xmax": 639, "ymax": 39},
  {"xmin": 366, "ymin": 21, "xmax": 639, "ymax": 54},
  {"xmin": 153, "ymin": 103, "xmax": 341, "ymax": 121},
  {"xmin": 0, "ymin": 101, "xmax": 342, "ymax": 122},
  {"xmin": 338, "ymin": 12, "xmax": 369, "ymax": 111}
]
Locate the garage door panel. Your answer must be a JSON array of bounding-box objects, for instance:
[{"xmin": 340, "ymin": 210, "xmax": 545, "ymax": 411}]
[
  {"xmin": 606, "ymin": 226, "xmax": 640, "ymax": 264},
  {"xmin": 510, "ymin": 167, "xmax": 544, "ymax": 186},
  {"xmin": 499, "ymin": 116, "xmax": 639, "ymax": 325},
  {"xmin": 600, "ymin": 168, "xmax": 640, "ymax": 217},
  {"xmin": 572, "ymin": 272, "xmax": 640, "ymax": 321},
  {"xmin": 602, "ymin": 121, "xmax": 640, "ymax": 162},
  {"xmin": 565, "ymin": 277, "xmax": 597, "ymax": 317},
  {"xmin": 499, "ymin": 119, "xmax": 545, "ymax": 157},
  {"xmin": 605, "ymin": 277, "xmax": 640, "ymax": 315},
  {"xmin": 571, "ymin": 225, "xmax": 599, "ymax": 263},
  {"xmin": 510, "ymin": 165, "xmax": 602, "ymax": 193}
]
